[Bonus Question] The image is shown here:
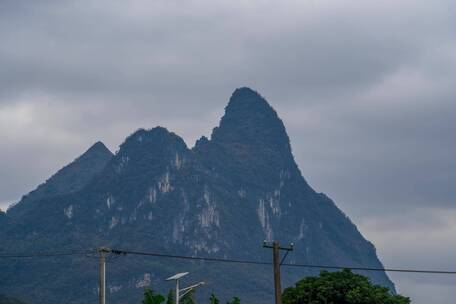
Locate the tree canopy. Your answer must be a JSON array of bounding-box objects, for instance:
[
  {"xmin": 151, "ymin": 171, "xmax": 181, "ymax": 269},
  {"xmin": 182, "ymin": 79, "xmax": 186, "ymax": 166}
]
[
  {"xmin": 142, "ymin": 289, "xmax": 166, "ymax": 304},
  {"xmin": 282, "ymin": 269, "xmax": 410, "ymax": 304}
]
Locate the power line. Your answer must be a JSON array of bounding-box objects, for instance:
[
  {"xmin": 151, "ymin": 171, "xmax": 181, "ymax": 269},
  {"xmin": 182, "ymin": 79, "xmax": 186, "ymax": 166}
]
[
  {"xmin": 282, "ymin": 263, "xmax": 456, "ymax": 274},
  {"xmin": 110, "ymin": 249, "xmax": 271, "ymax": 266},
  {"xmin": 111, "ymin": 248, "xmax": 456, "ymax": 275},
  {"xmin": 2, "ymin": 248, "xmax": 456, "ymax": 275},
  {"xmin": 0, "ymin": 249, "xmax": 95, "ymax": 258}
]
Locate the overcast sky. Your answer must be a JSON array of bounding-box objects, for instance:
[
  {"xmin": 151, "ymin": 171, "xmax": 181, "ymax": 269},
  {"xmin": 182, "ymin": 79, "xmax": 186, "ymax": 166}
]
[{"xmin": 1, "ymin": 1, "xmax": 455, "ymax": 303}]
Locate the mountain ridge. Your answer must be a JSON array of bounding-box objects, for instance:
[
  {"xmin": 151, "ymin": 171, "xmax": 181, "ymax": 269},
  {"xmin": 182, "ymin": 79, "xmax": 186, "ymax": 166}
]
[{"xmin": 7, "ymin": 141, "xmax": 113, "ymax": 219}]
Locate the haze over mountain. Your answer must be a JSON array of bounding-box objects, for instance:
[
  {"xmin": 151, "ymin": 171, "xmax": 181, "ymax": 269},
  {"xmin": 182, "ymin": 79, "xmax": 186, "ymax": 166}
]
[{"xmin": 0, "ymin": 88, "xmax": 393, "ymax": 303}]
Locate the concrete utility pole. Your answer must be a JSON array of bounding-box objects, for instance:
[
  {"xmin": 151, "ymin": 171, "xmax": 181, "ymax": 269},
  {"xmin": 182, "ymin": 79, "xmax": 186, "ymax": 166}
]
[
  {"xmin": 263, "ymin": 241, "xmax": 294, "ymax": 304},
  {"xmin": 98, "ymin": 247, "xmax": 110, "ymax": 304}
]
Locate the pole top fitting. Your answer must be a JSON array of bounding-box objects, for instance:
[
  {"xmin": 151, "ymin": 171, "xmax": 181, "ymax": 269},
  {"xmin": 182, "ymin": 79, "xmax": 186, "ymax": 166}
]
[{"xmin": 98, "ymin": 247, "xmax": 111, "ymax": 254}]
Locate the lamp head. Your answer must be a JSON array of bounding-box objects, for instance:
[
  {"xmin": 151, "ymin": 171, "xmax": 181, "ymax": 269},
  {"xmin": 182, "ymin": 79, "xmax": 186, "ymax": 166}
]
[{"xmin": 166, "ymin": 272, "xmax": 189, "ymax": 281}]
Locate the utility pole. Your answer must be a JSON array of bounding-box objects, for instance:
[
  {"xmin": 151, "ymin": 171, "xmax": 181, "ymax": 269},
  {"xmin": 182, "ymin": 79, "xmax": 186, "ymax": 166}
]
[
  {"xmin": 263, "ymin": 241, "xmax": 294, "ymax": 304},
  {"xmin": 176, "ymin": 277, "xmax": 180, "ymax": 304},
  {"xmin": 98, "ymin": 247, "xmax": 110, "ymax": 304}
]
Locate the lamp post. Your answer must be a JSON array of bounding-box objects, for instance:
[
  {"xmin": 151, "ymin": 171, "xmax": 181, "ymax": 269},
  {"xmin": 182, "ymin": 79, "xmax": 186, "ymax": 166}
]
[{"xmin": 166, "ymin": 272, "xmax": 205, "ymax": 304}]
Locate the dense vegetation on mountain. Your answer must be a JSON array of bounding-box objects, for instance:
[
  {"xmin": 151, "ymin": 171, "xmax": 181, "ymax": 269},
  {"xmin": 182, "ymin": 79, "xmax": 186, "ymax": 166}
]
[
  {"xmin": 0, "ymin": 294, "xmax": 26, "ymax": 304},
  {"xmin": 0, "ymin": 88, "xmax": 394, "ymax": 304}
]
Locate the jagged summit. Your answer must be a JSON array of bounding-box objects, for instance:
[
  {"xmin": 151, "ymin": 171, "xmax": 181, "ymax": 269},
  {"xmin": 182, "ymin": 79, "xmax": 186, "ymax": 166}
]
[
  {"xmin": 123, "ymin": 127, "xmax": 184, "ymax": 144},
  {"xmin": 86, "ymin": 141, "xmax": 111, "ymax": 154},
  {"xmin": 117, "ymin": 127, "xmax": 188, "ymax": 158},
  {"xmin": 229, "ymin": 87, "xmax": 267, "ymax": 106},
  {"xmin": 103, "ymin": 127, "xmax": 189, "ymax": 180},
  {"xmin": 211, "ymin": 87, "xmax": 291, "ymax": 156},
  {"xmin": 194, "ymin": 135, "xmax": 209, "ymax": 149},
  {"xmin": 74, "ymin": 140, "xmax": 113, "ymax": 164}
]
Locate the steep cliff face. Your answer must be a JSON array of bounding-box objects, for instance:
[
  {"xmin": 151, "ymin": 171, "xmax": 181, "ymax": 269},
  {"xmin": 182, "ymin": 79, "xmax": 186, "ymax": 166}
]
[{"xmin": 0, "ymin": 88, "xmax": 394, "ymax": 304}]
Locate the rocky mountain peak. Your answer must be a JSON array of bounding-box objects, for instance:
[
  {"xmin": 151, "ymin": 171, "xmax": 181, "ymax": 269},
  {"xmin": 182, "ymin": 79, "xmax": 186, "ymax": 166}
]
[
  {"xmin": 117, "ymin": 127, "xmax": 188, "ymax": 157},
  {"xmin": 85, "ymin": 141, "xmax": 112, "ymax": 155},
  {"xmin": 194, "ymin": 135, "xmax": 209, "ymax": 149},
  {"xmin": 74, "ymin": 140, "xmax": 113, "ymax": 163},
  {"xmin": 211, "ymin": 87, "xmax": 292, "ymax": 156},
  {"xmin": 107, "ymin": 127, "xmax": 189, "ymax": 178}
]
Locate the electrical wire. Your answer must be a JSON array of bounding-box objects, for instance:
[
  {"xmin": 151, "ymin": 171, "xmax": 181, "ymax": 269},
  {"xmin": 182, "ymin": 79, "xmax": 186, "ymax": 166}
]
[
  {"xmin": 111, "ymin": 248, "xmax": 456, "ymax": 275},
  {"xmin": 0, "ymin": 249, "xmax": 95, "ymax": 258},
  {"xmin": 282, "ymin": 263, "xmax": 456, "ymax": 274},
  {"xmin": 2, "ymin": 248, "xmax": 456, "ymax": 275},
  {"xmin": 111, "ymin": 249, "xmax": 271, "ymax": 266}
]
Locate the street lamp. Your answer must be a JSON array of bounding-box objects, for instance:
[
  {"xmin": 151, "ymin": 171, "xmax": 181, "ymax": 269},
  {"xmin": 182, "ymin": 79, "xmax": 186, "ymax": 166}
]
[{"xmin": 166, "ymin": 272, "xmax": 204, "ymax": 304}]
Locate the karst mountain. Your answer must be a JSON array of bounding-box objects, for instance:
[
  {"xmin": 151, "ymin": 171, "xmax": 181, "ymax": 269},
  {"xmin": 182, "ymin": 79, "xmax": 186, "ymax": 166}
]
[{"xmin": 0, "ymin": 88, "xmax": 394, "ymax": 303}]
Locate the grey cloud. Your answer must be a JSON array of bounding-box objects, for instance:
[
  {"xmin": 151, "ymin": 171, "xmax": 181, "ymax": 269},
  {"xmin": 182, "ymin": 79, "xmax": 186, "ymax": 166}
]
[
  {"xmin": 358, "ymin": 207, "xmax": 456, "ymax": 303},
  {"xmin": 1, "ymin": 0, "xmax": 453, "ymax": 104},
  {"xmin": 282, "ymin": 56, "xmax": 456, "ymax": 218}
]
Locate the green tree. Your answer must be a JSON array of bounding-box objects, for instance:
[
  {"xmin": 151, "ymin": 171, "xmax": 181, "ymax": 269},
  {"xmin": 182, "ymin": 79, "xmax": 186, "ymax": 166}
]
[
  {"xmin": 180, "ymin": 290, "xmax": 196, "ymax": 304},
  {"xmin": 226, "ymin": 297, "xmax": 241, "ymax": 304},
  {"xmin": 209, "ymin": 293, "xmax": 219, "ymax": 304},
  {"xmin": 282, "ymin": 269, "xmax": 410, "ymax": 304},
  {"xmin": 142, "ymin": 289, "xmax": 165, "ymax": 304},
  {"xmin": 166, "ymin": 290, "xmax": 174, "ymax": 304}
]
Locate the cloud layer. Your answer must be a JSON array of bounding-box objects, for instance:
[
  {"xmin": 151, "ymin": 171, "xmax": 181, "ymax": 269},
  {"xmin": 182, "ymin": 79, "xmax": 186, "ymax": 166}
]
[{"xmin": 1, "ymin": 1, "xmax": 455, "ymax": 303}]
